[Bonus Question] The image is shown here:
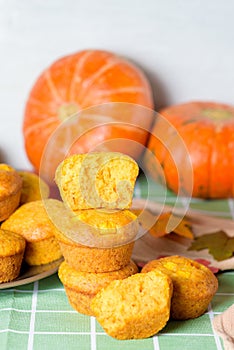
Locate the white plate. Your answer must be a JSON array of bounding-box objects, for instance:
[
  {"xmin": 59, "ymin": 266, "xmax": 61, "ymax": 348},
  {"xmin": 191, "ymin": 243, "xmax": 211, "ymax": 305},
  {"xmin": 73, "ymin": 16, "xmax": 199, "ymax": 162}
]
[{"xmin": 0, "ymin": 258, "xmax": 64, "ymax": 289}]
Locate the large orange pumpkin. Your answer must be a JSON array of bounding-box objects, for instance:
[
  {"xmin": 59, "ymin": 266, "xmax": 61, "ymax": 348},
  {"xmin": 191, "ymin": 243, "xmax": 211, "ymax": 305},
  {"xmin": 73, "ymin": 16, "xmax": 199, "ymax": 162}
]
[
  {"xmin": 145, "ymin": 101, "xmax": 234, "ymax": 198},
  {"xmin": 23, "ymin": 49, "xmax": 154, "ymax": 181}
]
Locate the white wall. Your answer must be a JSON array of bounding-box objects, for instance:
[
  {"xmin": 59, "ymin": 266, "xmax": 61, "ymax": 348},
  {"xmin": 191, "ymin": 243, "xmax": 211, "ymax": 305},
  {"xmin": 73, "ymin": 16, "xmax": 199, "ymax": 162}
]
[{"xmin": 1, "ymin": 0, "xmax": 234, "ymax": 169}]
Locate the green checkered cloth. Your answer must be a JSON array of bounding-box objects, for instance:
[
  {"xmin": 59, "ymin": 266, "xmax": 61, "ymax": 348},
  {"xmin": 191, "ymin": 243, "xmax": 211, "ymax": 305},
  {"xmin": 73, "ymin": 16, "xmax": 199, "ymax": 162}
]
[{"xmin": 1, "ymin": 176, "xmax": 234, "ymax": 350}]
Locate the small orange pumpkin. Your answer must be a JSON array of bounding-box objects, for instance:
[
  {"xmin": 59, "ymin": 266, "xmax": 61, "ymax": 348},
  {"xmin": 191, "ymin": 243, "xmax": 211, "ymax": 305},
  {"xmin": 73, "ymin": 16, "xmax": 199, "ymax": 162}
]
[
  {"xmin": 145, "ymin": 101, "xmax": 234, "ymax": 198},
  {"xmin": 23, "ymin": 50, "xmax": 154, "ymax": 181}
]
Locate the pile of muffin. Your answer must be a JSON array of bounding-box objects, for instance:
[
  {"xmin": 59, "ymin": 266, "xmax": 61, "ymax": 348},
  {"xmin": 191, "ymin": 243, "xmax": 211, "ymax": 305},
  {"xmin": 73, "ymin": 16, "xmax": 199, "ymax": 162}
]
[
  {"xmin": 54, "ymin": 152, "xmax": 140, "ymax": 316},
  {"xmin": 54, "ymin": 152, "xmax": 218, "ymax": 339},
  {"xmin": 0, "ymin": 163, "xmax": 63, "ymax": 282},
  {"xmin": 0, "ymin": 153, "xmax": 219, "ymax": 340}
]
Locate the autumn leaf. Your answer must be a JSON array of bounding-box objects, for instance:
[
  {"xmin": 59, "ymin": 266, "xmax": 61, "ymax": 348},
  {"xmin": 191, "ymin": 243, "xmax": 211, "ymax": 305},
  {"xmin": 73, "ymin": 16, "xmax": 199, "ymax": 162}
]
[
  {"xmin": 188, "ymin": 231, "xmax": 234, "ymax": 261},
  {"xmin": 132, "ymin": 209, "xmax": 193, "ymax": 239}
]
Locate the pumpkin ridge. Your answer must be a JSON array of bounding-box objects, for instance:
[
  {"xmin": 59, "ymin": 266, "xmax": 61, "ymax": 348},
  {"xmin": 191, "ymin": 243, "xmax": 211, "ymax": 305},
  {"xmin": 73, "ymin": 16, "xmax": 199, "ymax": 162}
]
[
  {"xmin": 69, "ymin": 50, "xmax": 95, "ymax": 101},
  {"xmin": 81, "ymin": 86, "xmax": 146, "ymax": 106},
  {"xmin": 78, "ymin": 58, "xmax": 122, "ymax": 101},
  {"xmin": 24, "ymin": 112, "xmax": 57, "ymax": 123},
  {"xmin": 45, "ymin": 69, "xmax": 64, "ymax": 104},
  {"xmin": 24, "ymin": 117, "xmax": 59, "ymax": 137},
  {"xmin": 26, "ymin": 97, "xmax": 50, "ymax": 108},
  {"xmin": 25, "ymin": 96, "xmax": 60, "ymax": 117}
]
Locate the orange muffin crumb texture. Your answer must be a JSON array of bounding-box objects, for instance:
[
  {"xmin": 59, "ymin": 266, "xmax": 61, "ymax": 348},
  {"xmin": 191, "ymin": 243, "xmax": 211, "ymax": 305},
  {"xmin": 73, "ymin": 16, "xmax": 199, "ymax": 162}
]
[{"xmin": 55, "ymin": 152, "xmax": 139, "ymax": 210}]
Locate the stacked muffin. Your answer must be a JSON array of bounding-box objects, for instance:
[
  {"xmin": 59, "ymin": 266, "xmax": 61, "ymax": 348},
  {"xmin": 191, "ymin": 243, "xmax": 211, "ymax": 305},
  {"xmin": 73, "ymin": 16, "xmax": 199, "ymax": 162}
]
[{"xmin": 55, "ymin": 152, "xmax": 140, "ymax": 316}]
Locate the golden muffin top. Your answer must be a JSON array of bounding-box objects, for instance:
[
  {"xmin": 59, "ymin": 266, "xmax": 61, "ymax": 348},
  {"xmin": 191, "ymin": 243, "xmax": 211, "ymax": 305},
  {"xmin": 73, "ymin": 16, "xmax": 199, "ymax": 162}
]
[
  {"xmin": 1, "ymin": 199, "xmax": 63, "ymax": 242},
  {"xmin": 0, "ymin": 228, "xmax": 25, "ymax": 256},
  {"xmin": 142, "ymin": 255, "xmax": 218, "ymax": 296},
  {"xmin": 51, "ymin": 206, "xmax": 139, "ymax": 248},
  {"xmin": 0, "ymin": 164, "xmax": 22, "ymax": 201},
  {"xmin": 73, "ymin": 209, "xmax": 137, "ymax": 229}
]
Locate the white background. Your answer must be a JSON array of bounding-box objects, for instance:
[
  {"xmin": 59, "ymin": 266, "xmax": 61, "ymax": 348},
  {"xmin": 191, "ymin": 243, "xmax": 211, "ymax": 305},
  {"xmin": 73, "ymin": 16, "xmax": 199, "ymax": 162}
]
[{"xmin": 1, "ymin": 0, "xmax": 234, "ymax": 169}]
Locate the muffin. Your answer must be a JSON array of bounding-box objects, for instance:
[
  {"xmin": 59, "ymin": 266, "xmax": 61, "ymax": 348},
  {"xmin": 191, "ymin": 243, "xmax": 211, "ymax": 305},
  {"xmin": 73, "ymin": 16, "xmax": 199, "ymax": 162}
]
[
  {"xmin": 0, "ymin": 228, "xmax": 26, "ymax": 283},
  {"xmin": 55, "ymin": 226, "xmax": 135, "ymax": 272},
  {"xmin": 18, "ymin": 171, "xmax": 50, "ymax": 204},
  {"xmin": 1, "ymin": 199, "xmax": 62, "ymax": 265},
  {"xmin": 142, "ymin": 255, "xmax": 218, "ymax": 320},
  {"xmin": 58, "ymin": 260, "xmax": 138, "ymax": 316},
  {"xmin": 91, "ymin": 270, "xmax": 173, "ymax": 339},
  {"xmin": 0, "ymin": 164, "xmax": 22, "ymax": 221},
  {"xmin": 50, "ymin": 204, "xmax": 138, "ymax": 271},
  {"xmin": 55, "ymin": 152, "xmax": 139, "ymax": 210}
]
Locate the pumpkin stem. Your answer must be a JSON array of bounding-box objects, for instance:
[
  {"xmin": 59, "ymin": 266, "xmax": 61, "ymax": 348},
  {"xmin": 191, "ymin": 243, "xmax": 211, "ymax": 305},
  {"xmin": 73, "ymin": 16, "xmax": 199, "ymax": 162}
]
[
  {"xmin": 58, "ymin": 103, "xmax": 79, "ymax": 122},
  {"xmin": 202, "ymin": 108, "xmax": 233, "ymax": 121}
]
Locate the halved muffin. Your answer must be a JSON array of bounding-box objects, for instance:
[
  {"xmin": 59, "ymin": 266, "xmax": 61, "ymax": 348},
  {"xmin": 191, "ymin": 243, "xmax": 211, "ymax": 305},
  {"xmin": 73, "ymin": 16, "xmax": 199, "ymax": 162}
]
[
  {"xmin": 91, "ymin": 270, "xmax": 173, "ymax": 339},
  {"xmin": 55, "ymin": 152, "xmax": 139, "ymax": 210}
]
